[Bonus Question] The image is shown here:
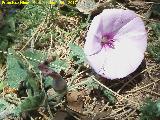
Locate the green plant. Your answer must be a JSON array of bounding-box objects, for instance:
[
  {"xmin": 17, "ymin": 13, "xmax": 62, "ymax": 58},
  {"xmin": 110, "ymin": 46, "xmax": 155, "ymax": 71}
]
[
  {"xmin": 0, "ymin": 2, "xmax": 71, "ymax": 119},
  {"xmin": 147, "ymin": 23, "xmax": 160, "ymax": 62},
  {"xmin": 140, "ymin": 99, "xmax": 160, "ymax": 120},
  {"xmin": 69, "ymin": 43, "xmax": 86, "ymax": 64},
  {"xmin": 0, "ymin": 14, "xmax": 16, "ymax": 63},
  {"xmin": 73, "ymin": 77, "xmax": 116, "ymax": 104}
]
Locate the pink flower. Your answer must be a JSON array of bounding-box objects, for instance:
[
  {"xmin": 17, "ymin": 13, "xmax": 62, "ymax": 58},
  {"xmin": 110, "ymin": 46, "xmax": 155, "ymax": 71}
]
[{"xmin": 84, "ymin": 9, "xmax": 147, "ymax": 79}]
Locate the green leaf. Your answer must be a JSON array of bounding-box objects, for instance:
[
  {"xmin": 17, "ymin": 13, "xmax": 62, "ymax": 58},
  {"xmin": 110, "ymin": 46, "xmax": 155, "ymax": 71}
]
[
  {"xmin": 23, "ymin": 50, "xmax": 47, "ymax": 72},
  {"xmin": 19, "ymin": 92, "xmax": 45, "ymax": 112},
  {"xmin": 69, "ymin": 43, "xmax": 86, "ymax": 64},
  {"xmin": 44, "ymin": 77, "xmax": 53, "ymax": 88},
  {"xmin": 147, "ymin": 23, "xmax": 160, "ymax": 62},
  {"xmin": 0, "ymin": 39, "xmax": 9, "ymax": 50},
  {"xmin": 83, "ymin": 78, "xmax": 116, "ymax": 104},
  {"xmin": 148, "ymin": 42, "xmax": 160, "ymax": 62},
  {"xmin": 103, "ymin": 90, "xmax": 116, "ymax": 104},
  {"xmin": 84, "ymin": 78, "xmax": 99, "ymax": 90},
  {"xmin": 7, "ymin": 49, "xmax": 28, "ymax": 88},
  {"xmin": 6, "ymin": 16, "xmax": 16, "ymax": 32},
  {"xmin": 23, "ymin": 50, "xmax": 68, "ymax": 72},
  {"xmin": 155, "ymin": 100, "xmax": 160, "ymax": 117},
  {"xmin": 15, "ymin": 4, "xmax": 47, "ymax": 29},
  {"xmin": 151, "ymin": 4, "xmax": 160, "ymax": 18},
  {"xmin": 50, "ymin": 59, "xmax": 68, "ymax": 72},
  {"xmin": 0, "ymin": 38, "xmax": 9, "ymax": 63},
  {"xmin": 140, "ymin": 99, "xmax": 160, "ymax": 120},
  {"xmin": 0, "ymin": 98, "xmax": 17, "ymax": 119},
  {"xmin": 26, "ymin": 72, "xmax": 40, "ymax": 96},
  {"xmin": 0, "ymin": 99, "xmax": 9, "ymax": 112},
  {"xmin": 148, "ymin": 22, "xmax": 160, "ymax": 37}
]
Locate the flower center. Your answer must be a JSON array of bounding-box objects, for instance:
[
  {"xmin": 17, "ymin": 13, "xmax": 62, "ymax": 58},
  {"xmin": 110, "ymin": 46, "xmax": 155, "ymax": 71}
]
[{"xmin": 101, "ymin": 35, "xmax": 115, "ymax": 48}]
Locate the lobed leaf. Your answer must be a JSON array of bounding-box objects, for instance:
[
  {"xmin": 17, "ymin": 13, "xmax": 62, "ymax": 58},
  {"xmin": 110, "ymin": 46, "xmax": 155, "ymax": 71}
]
[
  {"xmin": 19, "ymin": 92, "xmax": 45, "ymax": 112},
  {"xmin": 23, "ymin": 50, "xmax": 68, "ymax": 72},
  {"xmin": 7, "ymin": 49, "xmax": 28, "ymax": 88},
  {"xmin": 69, "ymin": 43, "xmax": 86, "ymax": 64}
]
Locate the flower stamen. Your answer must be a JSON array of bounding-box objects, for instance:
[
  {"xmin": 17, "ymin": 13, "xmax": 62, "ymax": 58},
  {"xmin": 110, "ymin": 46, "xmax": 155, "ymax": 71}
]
[{"xmin": 101, "ymin": 36, "xmax": 115, "ymax": 49}]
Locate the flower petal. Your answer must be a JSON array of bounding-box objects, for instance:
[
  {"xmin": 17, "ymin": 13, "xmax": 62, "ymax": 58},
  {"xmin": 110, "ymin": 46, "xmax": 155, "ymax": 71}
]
[
  {"xmin": 84, "ymin": 14, "xmax": 103, "ymax": 56},
  {"xmin": 99, "ymin": 40, "xmax": 144, "ymax": 79},
  {"xmin": 84, "ymin": 9, "xmax": 147, "ymax": 79},
  {"xmin": 101, "ymin": 9, "xmax": 137, "ymax": 35},
  {"xmin": 114, "ymin": 17, "xmax": 147, "ymax": 53}
]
